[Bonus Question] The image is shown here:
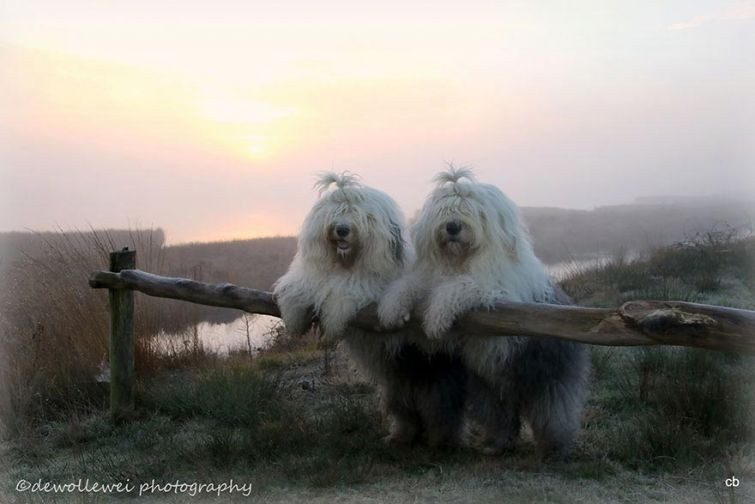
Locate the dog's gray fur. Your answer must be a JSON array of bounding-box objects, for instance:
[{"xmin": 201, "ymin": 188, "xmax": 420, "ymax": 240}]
[{"xmin": 379, "ymin": 167, "xmax": 590, "ymax": 457}]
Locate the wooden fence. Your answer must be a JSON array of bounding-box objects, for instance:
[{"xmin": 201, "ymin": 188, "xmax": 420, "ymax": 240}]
[{"xmin": 90, "ymin": 248, "xmax": 755, "ymax": 421}]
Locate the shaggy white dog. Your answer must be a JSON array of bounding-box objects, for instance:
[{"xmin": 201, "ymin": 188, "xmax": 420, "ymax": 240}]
[
  {"xmin": 274, "ymin": 172, "xmax": 407, "ymax": 339},
  {"xmin": 274, "ymin": 173, "xmax": 467, "ymax": 447},
  {"xmin": 379, "ymin": 167, "xmax": 590, "ymax": 457}
]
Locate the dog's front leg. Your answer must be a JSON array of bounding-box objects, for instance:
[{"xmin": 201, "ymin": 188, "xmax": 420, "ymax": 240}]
[
  {"xmin": 423, "ymin": 276, "xmax": 493, "ymax": 339},
  {"xmin": 273, "ymin": 277, "xmax": 317, "ymax": 337},
  {"xmin": 319, "ymin": 297, "xmax": 361, "ymax": 340},
  {"xmin": 377, "ymin": 274, "xmax": 423, "ymax": 329}
]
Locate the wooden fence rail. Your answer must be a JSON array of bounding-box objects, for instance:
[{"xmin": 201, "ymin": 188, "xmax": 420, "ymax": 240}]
[{"xmin": 90, "ymin": 249, "xmax": 755, "ymax": 420}]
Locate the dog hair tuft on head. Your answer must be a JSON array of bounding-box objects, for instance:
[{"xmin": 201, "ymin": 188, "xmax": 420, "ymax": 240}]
[
  {"xmin": 314, "ymin": 171, "xmax": 361, "ymax": 194},
  {"xmin": 432, "ymin": 165, "xmax": 476, "ymax": 188}
]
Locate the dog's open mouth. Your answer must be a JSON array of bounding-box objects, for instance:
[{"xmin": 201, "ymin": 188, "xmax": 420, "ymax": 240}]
[{"xmin": 336, "ymin": 240, "xmax": 351, "ymax": 254}]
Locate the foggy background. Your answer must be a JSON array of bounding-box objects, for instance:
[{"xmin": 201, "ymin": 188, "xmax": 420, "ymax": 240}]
[{"xmin": 1, "ymin": 1, "xmax": 753, "ymax": 243}]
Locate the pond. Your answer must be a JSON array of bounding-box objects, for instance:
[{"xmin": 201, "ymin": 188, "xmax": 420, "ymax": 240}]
[{"xmin": 158, "ymin": 314, "xmax": 282, "ymax": 355}]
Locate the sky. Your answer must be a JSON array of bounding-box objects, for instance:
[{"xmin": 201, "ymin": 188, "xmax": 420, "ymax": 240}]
[{"xmin": 1, "ymin": 1, "xmax": 753, "ymax": 243}]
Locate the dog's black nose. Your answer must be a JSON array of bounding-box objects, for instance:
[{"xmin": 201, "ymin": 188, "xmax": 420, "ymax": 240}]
[
  {"xmin": 335, "ymin": 224, "xmax": 350, "ymax": 237},
  {"xmin": 446, "ymin": 221, "xmax": 462, "ymax": 236}
]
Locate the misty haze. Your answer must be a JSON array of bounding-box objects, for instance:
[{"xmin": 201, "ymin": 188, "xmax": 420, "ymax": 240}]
[{"xmin": 1, "ymin": 1, "xmax": 754, "ymax": 503}]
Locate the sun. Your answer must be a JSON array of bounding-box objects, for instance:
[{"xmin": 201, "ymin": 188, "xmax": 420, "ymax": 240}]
[
  {"xmin": 245, "ymin": 135, "xmax": 268, "ymax": 158},
  {"xmin": 197, "ymin": 89, "xmax": 298, "ymax": 162}
]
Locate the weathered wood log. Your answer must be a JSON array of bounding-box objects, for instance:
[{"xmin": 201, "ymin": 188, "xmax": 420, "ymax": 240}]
[
  {"xmin": 108, "ymin": 249, "xmax": 135, "ymax": 422},
  {"xmin": 91, "ymin": 269, "xmax": 280, "ymax": 317},
  {"xmin": 89, "ymin": 268, "xmax": 755, "ymax": 355}
]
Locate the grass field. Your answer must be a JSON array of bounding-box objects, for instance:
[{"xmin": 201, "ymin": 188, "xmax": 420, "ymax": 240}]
[{"xmin": 1, "ymin": 234, "xmax": 753, "ymax": 502}]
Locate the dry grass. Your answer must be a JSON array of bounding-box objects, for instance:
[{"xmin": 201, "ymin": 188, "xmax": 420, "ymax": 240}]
[
  {"xmin": 0, "ymin": 229, "xmax": 295, "ymax": 438},
  {"xmin": 0, "ymin": 229, "xmax": 127, "ymax": 435}
]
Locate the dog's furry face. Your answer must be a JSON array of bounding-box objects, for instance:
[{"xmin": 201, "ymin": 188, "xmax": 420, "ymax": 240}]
[
  {"xmin": 413, "ymin": 168, "xmax": 523, "ymax": 269},
  {"xmin": 323, "ymin": 209, "xmax": 363, "ymax": 267},
  {"xmin": 429, "ymin": 194, "xmax": 484, "ymax": 262},
  {"xmin": 298, "ymin": 172, "xmax": 406, "ymax": 273}
]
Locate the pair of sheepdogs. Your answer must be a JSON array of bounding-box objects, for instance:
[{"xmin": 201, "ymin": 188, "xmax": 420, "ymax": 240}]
[{"xmin": 274, "ymin": 168, "xmax": 590, "ymax": 458}]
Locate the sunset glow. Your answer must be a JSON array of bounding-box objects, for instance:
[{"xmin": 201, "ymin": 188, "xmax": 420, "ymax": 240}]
[{"xmin": 1, "ymin": 1, "xmax": 753, "ymax": 243}]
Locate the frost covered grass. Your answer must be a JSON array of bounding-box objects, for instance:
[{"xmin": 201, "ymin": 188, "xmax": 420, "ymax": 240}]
[
  {"xmin": 3, "ymin": 346, "xmax": 753, "ymax": 501},
  {"xmin": 1, "ymin": 233, "xmax": 753, "ymax": 502}
]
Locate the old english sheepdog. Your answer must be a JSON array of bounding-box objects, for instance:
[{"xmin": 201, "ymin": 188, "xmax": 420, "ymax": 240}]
[
  {"xmin": 378, "ymin": 167, "xmax": 590, "ymax": 457},
  {"xmin": 273, "ymin": 172, "xmax": 467, "ymax": 447}
]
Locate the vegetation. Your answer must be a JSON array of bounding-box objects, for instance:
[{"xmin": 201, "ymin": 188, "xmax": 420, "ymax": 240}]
[
  {"xmin": 0, "ymin": 227, "xmax": 753, "ymax": 502},
  {"xmin": 0, "ymin": 229, "xmax": 295, "ymax": 438},
  {"xmin": 560, "ymin": 228, "xmax": 755, "ymax": 309}
]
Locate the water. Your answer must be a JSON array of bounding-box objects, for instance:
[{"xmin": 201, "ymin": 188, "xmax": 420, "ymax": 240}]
[
  {"xmin": 545, "ymin": 252, "xmax": 638, "ymax": 280},
  {"xmin": 545, "ymin": 256, "xmax": 613, "ymax": 281},
  {"xmin": 160, "ymin": 314, "xmax": 281, "ymax": 355}
]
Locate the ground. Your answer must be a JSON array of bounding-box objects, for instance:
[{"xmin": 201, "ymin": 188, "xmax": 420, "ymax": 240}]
[
  {"xmin": 1, "ymin": 237, "xmax": 754, "ymax": 503},
  {"xmin": 2, "ymin": 343, "xmax": 753, "ymax": 503}
]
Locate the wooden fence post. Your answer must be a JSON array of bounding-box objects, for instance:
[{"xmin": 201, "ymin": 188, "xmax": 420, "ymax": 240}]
[{"xmin": 109, "ymin": 248, "xmax": 136, "ymax": 422}]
